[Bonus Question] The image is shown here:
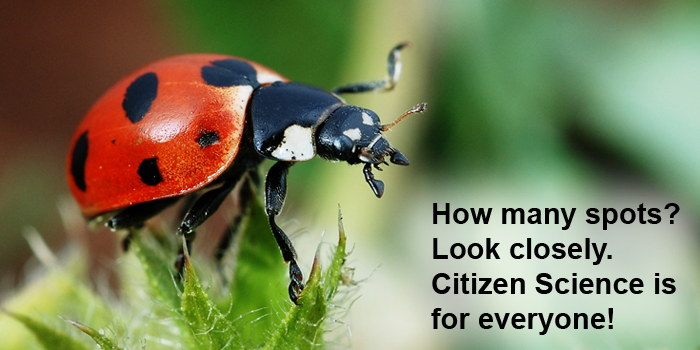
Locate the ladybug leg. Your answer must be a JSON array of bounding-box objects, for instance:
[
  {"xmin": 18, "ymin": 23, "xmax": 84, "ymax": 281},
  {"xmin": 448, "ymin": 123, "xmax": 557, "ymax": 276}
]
[
  {"xmin": 176, "ymin": 193, "xmax": 200, "ymax": 225},
  {"xmin": 265, "ymin": 161, "xmax": 304, "ymax": 304},
  {"xmin": 177, "ymin": 176, "xmax": 241, "ymax": 236},
  {"xmin": 121, "ymin": 230, "xmax": 134, "ymax": 252},
  {"xmin": 107, "ymin": 196, "xmax": 180, "ymax": 231},
  {"xmin": 174, "ymin": 174, "xmax": 242, "ymax": 273},
  {"xmin": 331, "ymin": 42, "xmax": 409, "ymax": 95}
]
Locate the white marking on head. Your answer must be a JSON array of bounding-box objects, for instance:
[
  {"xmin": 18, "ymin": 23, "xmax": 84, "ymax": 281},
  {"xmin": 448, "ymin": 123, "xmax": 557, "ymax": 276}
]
[
  {"xmin": 367, "ymin": 134, "xmax": 383, "ymax": 149},
  {"xmin": 362, "ymin": 112, "xmax": 374, "ymax": 126},
  {"xmin": 359, "ymin": 134, "xmax": 385, "ymax": 163},
  {"xmin": 343, "ymin": 128, "xmax": 362, "ymax": 141},
  {"xmin": 271, "ymin": 124, "xmax": 315, "ymax": 161}
]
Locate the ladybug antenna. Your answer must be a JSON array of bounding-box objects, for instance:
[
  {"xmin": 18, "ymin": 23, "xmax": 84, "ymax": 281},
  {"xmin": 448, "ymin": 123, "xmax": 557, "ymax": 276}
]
[{"xmin": 381, "ymin": 102, "xmax": 427, "ymax": 132}]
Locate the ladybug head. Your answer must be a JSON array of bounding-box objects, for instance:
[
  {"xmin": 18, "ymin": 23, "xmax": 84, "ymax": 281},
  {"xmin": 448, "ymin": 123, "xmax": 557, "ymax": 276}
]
[{"xmin": 316, "ymin": 103, "xmax": 426, "ymax": 198}]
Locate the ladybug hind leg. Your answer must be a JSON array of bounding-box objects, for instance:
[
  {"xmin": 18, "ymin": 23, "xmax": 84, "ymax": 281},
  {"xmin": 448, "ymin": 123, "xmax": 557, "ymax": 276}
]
[
  {"xmin": 106, "ymin": 197, "xmax": 180, "ymax": 254},
  {"xmin": 265, "ymin": 161, "xmax": 304, "ymax": 304}
]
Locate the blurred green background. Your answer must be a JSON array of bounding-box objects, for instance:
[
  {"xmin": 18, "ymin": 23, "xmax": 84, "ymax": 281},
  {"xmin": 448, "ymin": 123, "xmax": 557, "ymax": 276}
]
[{"xmin": 1, "ymin": 0, "xmax": 699, "ymax": 348}]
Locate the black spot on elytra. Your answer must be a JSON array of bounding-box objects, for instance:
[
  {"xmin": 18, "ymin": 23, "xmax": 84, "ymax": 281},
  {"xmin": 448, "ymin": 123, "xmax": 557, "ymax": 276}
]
[
  {"xmin": 123, "ymin": 72, "xmax": 158, "ymax": 123},
  {"xmin": 196, "ymin": 131, "xmax": 220, "ymax": 148},
  {"xmin": 137, "ymin": 158, "xmax": 162, "ymax": 186},
  {"xmin": 70, "ymin": 131, "xmax": 89, "ymax": 191},
  {"xmin": 201, "ymin": 59, "xmax": 259, "ymax": 88}
]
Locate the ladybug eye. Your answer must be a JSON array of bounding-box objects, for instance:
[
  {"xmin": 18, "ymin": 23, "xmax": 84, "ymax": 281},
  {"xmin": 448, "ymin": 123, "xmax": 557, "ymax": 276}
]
[
  {"xmin": 317, "ymin": 126, "xmax": 355, "ymax": 161},
  {"xmin": 332, "ymin": 135, "xmax": 355, "ymax": 160}
]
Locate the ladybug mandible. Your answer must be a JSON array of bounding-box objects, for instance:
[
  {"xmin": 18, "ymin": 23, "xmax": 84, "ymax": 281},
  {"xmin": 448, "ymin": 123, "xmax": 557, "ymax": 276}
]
[{"xmin": 67, "ymin": 43, "xmax": 425, "ymax": 303}]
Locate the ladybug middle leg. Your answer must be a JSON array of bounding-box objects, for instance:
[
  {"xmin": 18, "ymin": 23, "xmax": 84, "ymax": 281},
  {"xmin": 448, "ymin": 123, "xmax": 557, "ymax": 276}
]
[
  {"xmin": 174, "ymin": 165, "xmax": 248, "ymax": 273},
  {"xmin": 331, "ymin": 42, "xmax": 409, "ymax": 95},
  {"xmin": 265, "ymin": 161, "xmax": 304, "ymax": 304}
]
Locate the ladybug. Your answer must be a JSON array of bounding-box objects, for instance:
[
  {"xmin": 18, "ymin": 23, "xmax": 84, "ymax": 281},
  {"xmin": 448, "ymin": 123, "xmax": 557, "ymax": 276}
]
[{"xmin": 67, "ymin": 43, "xmax": 425, "ymax": 303}]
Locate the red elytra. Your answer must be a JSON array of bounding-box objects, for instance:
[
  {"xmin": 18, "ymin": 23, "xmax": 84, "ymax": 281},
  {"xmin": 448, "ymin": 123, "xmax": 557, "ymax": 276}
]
[{"xmin": 67, "ymin": 54, "xmax": 286, "ymax": 218}]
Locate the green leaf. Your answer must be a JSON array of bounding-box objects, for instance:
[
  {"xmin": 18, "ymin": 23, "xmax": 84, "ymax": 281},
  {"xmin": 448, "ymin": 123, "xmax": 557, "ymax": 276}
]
[
  {"xmin": 4, "ymin": 196, "xmax": 356, "ymax": 349},
  {"xmin": 130, "ymin": 230, "xmax": 181, "ymax": 309},
  {"xmin": 324, "ymin": 207, "xmax": 348, "ymax": 300},
  {"xmin": 126, "ymin": 231, "xmax": 198, "ymax": 349},
  {"xmin": 63, "ymin": 318, "xmax": 122, "ymax": 350},
  {"xmin": 181, "ymin": 253, "xmax": 243, "ymax": 350},
  {"xmin": 225, "ymin": 194, "xmax": 289, "ymax": 342},
  {"xmin": 3, "ymin": 310, "xmax": 92, "ymax": 350},
  {"xmin": 263, "ymin": 207, "xmax": 348, "ymax": 350},
  {"xmin": 0, "ymin": 235, "xmax": 113, "ymax": 350}
]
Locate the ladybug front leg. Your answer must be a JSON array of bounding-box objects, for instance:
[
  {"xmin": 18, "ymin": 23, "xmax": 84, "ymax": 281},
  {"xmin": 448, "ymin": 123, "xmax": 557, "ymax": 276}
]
[
  {"xmin": 265, "ymin": 161, "xmax": 304, "ymax": 304},
  {"xmin": 331, "ymin": 42, "xmax": 408, "ymax": 95}
]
